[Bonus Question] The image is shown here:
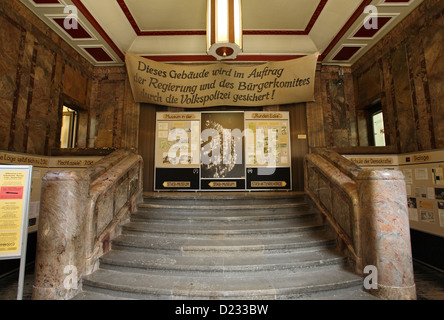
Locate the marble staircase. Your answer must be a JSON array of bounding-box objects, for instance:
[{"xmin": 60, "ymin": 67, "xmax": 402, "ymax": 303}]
[{"xmin": 74, "ymin": 192, "xmax": 377, "ymax": 300}]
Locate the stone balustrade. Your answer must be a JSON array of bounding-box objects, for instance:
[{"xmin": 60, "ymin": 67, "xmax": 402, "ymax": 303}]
[
  {"xmin": 32, "ymin": 149, "xmax": 143, "ymax": 300},
  {"xmin": 304, "ymin": 148, "xmax": 416, "ymax": 300}
]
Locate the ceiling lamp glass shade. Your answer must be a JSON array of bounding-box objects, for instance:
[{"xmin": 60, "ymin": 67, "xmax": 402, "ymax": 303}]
[{"xmin": 207, "ymin": 0, "xmax": 243, "ymax": 60}]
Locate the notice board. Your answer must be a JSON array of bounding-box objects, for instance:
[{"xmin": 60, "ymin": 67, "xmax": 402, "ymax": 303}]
[
  {"xmin": 0, "ymin": 166, "xmax": 32, "ymax": 259},
  {"xmin": 154, "ymin": 111, "xmax": 291, "ymax": 191}
]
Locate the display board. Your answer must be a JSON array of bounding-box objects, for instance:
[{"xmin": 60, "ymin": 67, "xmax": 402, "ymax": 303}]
[
  {"xmin": 0, "ymin": 166, "xmax": 32, "ymax": 259},
  {"xmin": 346, "ymin": 149, "xmax": 444, "ymax": 238},
  {"xmin": 200, "ymin": 112, "xmax": 246, "ymax": 190},
  {"xmin": 244, "ymin": 112, "xmax": 291, "ymax": 190},
  {"xmin": 154, "ymin": 111, "xmax": 292, "ymax": 191},
  {"xmin": 0, "ymin": 165, "xmax": 32, "ymax": 300},
  {"xmin": 154, "ymin": 112, "xmax": 201, "ymax": 190}
]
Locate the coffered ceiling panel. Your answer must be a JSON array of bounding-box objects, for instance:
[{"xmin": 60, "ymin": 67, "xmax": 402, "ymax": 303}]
[{"xmin": 20, "ymin": 0, "xmax": 425, "ymax": 66}]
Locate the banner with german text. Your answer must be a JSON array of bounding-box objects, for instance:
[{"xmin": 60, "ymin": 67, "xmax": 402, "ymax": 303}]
[{"xmin": 125, "ymin": 52, "xmax": 318, "ymax": 108}]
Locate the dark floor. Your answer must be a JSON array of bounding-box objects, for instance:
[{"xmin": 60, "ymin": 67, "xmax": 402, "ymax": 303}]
[{"xmin": 0, "ymin": 260, "xmax": 443, "ymax": 300}]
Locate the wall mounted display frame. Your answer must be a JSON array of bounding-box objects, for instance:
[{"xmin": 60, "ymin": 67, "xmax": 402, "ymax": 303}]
[
  {"xmin": 154, "ymin": 111, "xmax": 292, "ymax": 191},
  {"xmin": 154, "ymin": 112, "xmax": 201, "ymax": 190}
]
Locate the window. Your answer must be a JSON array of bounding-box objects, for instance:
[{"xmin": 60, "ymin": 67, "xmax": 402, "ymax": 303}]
[
  {"xmin": 60, "ymin": 105, "xmax": 78, "ymax": 148},
  {"xmin": 366, "ymin": 100, "xmax": 386, "ymax": 147},
  {"xmin": 372, "ymin": 110, "xmax": 386, "ymax": 147}
]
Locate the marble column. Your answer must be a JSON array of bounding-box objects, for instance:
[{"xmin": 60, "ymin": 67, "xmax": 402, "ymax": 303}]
[
  {"xmin": 357, "ymin": 169, "xmax": 416, "ymax": 300},
  {"xmin": 32, "ymin": 171, "xmax": 90, "ymax": 300}
]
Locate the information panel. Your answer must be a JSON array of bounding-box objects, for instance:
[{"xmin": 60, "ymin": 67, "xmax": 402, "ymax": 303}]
[
  {"xmin": 154, "ymin": 112, "xmax": 291, "ymax": 191},
  {"xmin": 201, "ymin": 112, "xmax": 246, "ymax": 190},
  {"xmin": 244, "ymin": 112, "xmax": 292, "ymax": 190},
  {"xmin": 0, "ymin": 166, "xmax": 32, "ymax": 259},
  {"xmin": 155, "ymin": 112, "xmax": 201, "ymax": 190}
]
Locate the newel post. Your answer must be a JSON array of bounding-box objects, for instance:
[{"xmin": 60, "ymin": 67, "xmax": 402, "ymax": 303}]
[
  {"xmin": 357, "ymin": 169, "xmax": 416, "ymax": 300},
  {"xmin": 32, "ymin": 171, "xmax": 90, "ymax": 300}
]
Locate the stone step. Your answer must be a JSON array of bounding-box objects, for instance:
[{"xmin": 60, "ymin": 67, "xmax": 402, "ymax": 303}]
[
  {"xmin": 136, "ymin": 203, "xmax": 312, "ymax": 217},
  {"xmin": 111, "ymin": 232, "xmax": 336, "ymax": 255},
  {"xmin": 138, "ymin": 201, "xmax": 308, "ymax": 211},
  {"xmin": 99, "ymin": 248, "xmax": 348, "ymax": 276},
  {"xmin": 143, "ymin": 192, "xmax": 305, "ymax": 202},
  {"xmin": 121, "ymin": 220, "xmax": 326, "ymax": 238},
  {"xmin": 75, "ymin": 285, "xmax": 378, "ymax": 300},
  {"xmin": 81, "ymin": 266, "xmax": 364, "ymax": 300},
  {"xmin": 74, "ymin": 192, "xmax": 375, "ymax": 300},
  {"xmin": 131, "ymin": 207, "xmax": 319, "ymax": 224}
]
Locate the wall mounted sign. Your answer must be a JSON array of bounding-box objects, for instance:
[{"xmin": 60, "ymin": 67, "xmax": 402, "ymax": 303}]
[
  {"xmin": 126, "ymin": 52, "xmax": 318, "ymax": 108},
  {"xmin": 154, "ymin": 112, "xmax": 291, "ymax": 191}
]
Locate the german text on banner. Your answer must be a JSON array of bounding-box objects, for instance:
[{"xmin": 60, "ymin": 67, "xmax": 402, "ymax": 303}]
[{"xmin": 125, "ymin": 53, "xmax": 319, "ymax": 108}]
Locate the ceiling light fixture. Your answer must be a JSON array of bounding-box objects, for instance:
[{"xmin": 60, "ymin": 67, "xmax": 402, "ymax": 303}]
[{"xmin": 207, "ymin": 0, "xmax": 243, "ymax": 60}]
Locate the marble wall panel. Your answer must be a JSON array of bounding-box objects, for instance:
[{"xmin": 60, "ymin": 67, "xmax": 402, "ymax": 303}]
[
  {"xmin": 332, "ymin": 189, "xmax": 352, "ymax": 241},
  {"xmin": 306, "ymin": 66, "xmax": 357, "ymax": 149},
  {"xmin": 406, "ymin": 36, "xmax": 434, "ymax": 151},
  {"xmin": 91, "ymin": 76, "xmax": 127, "ymax": 149},
  {"xmin": 63, "ymin": 65, "xmax": 88, "ymax": 107},
  {"xmin": 0, "ymin": 15, "xmax": 22, "ymax": 151},
  {"xmin": 129, "ymin": 166, "xmax": 140, "ymax": 197},
  {"xmin": 423, "ymin": 12, "xmax": 444, "ymax": 148},
  {"xmin": 27, "ymin": 44, "xmax": 55, "ymax": 155},
  {"xmin": 11, "ymin": 32, "xmax": 35, "ymax": 154},
  {"xmin": 307, "ymin": 166, "xmax": 319, "ymax": 196},
  {"xmin": 96, "ymin": 190, "xmax": 114, "ymax": 237},
  {"xmin": 319, "ymin": 175, "xmax": 331, "ymax": 211},
  {"xmin": 46, "ymin": 54, "xmax": 64, "ymax": 152},
  {"xmin": 115, "ymin": 177, "xmax": 129, "ymax": 214},
  {"xmin": 356, "ymin": 64, "xmax": 381, "ymax": 107},
  {"xmin": 380, "ymin": 56, "xmax": 399, "ymax": 150},
  {"xmin": 391, "ymin": 45, "xmax": 418, "ymax": 153}
]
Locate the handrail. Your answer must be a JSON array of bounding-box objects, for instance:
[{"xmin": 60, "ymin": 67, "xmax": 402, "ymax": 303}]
[
  {"xmin": 32, "ymin": 149, "xmax": 143, "ymax": 300},
  {"xmin": 304, "ymin": 148, "xmax": 416, "ymax": 300},
  {"xmin": 305, "ymin": 152, "xmax": 362, "ymax": 268}
]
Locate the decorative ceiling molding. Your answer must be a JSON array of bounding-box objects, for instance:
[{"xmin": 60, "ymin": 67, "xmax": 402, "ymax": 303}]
[
  {"xmin": 116, "ymin": 0, "xmax": 329, "ymax": 36},
  {"xmin": 19, "ymin": 0, "xmax": 425, "ymax": 66}
]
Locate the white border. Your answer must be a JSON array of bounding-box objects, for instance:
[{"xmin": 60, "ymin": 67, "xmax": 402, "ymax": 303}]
[
  {"xmin": 78, "ymin": 44, "xmax": 117, "ymax": 64},
  {"xmin": 347, "ymin": 13, "xmax": 400, "ymax": 40},
  {"xmin": 44, "ymin": 13, "xmax": 98, "ymax": 41},
  {"xmin": 28, "ymin": 0, "xmax": 67, "ymax": 8},
  {"xmin": 329, "ymin": 44, "xmax": 367, "ymax": 62},
  {"xmin": 377, "ymin": 0, "xmax": 414, "ymax": 7}
]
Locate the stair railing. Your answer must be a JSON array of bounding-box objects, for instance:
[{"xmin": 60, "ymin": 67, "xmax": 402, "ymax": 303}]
[
  {"xmin": 32, "ymin": 149, "xmax": 143, "ymax": 300},
  {"xmin": 304, "ymin": 148, "xmax": 416, "ymax": 300}
]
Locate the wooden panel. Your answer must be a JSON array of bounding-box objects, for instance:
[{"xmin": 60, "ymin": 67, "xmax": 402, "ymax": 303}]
[
  {"xmin": 138, "ymin": 104, "xmax": 158, "ymax": 192},
  {"xmin": 306, "ymin": 68, "xmax": 325, "ymax": 148},
  {"xmin": 279, "ymin": 103, "xmax": 308, "ymax": 192}
]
